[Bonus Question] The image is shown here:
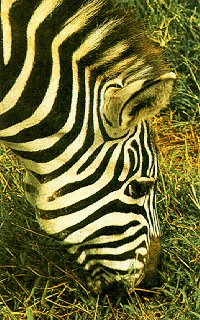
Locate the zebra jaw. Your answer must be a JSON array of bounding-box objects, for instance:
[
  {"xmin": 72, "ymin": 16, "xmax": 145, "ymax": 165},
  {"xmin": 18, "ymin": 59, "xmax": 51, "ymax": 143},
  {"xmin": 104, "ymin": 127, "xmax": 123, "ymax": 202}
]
[{"xmin": 102, "ymin": 72, "xmax": 176, "ymax": 138}]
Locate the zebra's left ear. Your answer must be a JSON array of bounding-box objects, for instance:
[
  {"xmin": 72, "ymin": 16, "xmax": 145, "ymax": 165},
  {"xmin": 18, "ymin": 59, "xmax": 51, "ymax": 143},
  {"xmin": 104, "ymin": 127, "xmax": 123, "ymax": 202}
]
[{"xmin": 102, "ymin": 72, "xmax": 176, "ymax": 138}]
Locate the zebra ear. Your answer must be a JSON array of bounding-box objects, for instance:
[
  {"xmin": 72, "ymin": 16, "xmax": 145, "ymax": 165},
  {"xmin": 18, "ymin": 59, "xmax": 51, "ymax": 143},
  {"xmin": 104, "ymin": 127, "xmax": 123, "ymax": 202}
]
[{"xmin": 102, "ymin": 72, "xmax": 176, "ymax": 138}]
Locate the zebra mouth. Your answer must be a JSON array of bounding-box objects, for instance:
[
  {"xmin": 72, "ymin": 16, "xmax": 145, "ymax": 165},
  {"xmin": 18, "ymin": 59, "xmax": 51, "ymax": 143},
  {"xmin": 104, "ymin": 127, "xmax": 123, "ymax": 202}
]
[{"xmin": 87, "ymin": 268, "xmax": 144, "ymax": 295}]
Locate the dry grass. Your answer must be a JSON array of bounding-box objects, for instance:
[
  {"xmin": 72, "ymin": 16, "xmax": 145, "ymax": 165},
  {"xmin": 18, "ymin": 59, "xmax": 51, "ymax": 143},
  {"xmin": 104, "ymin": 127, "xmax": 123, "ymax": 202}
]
[{"xmin": 155, "ymin": 112, "xmax": 199, "ymax": 216}]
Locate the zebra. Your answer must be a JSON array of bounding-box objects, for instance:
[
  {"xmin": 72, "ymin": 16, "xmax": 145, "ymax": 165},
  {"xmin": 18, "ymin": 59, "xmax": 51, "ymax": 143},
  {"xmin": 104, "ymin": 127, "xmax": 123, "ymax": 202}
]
[{"xmin": 0, "ymin": 0, "xmax": 176, "ymax": 293}]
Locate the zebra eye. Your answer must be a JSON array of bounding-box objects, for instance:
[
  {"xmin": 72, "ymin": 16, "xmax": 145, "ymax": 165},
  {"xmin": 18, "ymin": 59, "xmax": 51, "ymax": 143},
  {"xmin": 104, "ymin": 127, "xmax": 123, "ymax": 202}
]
[{"xmin": 125, "ymin": 179, "xmax": 155, "ymax": 199}]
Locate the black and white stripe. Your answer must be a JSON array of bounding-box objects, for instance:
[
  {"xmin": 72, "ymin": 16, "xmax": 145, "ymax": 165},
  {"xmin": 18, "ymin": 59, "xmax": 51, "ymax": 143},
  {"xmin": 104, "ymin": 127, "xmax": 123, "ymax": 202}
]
[{"xmin": 0, "ymin": 0, "xmax": 175, "ymax": 292}]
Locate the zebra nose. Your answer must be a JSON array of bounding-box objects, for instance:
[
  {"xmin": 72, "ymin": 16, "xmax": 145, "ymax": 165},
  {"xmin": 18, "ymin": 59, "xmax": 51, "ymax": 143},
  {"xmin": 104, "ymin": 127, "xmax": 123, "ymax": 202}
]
[{"xmin": 141, "ymin": 236, "xmax": 162, "ymax": 289}]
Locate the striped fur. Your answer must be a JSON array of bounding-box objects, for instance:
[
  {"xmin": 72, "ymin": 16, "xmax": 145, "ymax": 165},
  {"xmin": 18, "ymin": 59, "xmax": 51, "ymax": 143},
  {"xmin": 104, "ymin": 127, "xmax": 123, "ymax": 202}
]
[{"xmin": 0, "ymin": 0, "xmax": 175, "ymax": 292}]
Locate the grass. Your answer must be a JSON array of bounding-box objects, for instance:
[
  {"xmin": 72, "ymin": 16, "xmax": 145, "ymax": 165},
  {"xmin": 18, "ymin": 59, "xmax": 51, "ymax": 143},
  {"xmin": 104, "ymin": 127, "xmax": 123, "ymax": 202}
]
[{"xmin": 0, "ymin": 0, "xmax": 199, "ymax": 319}]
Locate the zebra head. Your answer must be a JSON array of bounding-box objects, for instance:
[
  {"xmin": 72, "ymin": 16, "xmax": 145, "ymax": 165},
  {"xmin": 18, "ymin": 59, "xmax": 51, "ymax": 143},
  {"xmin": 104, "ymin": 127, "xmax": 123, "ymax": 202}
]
[{"xmin": 0, "ymin": 0, "xmax": 175, "ymax": 293}]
